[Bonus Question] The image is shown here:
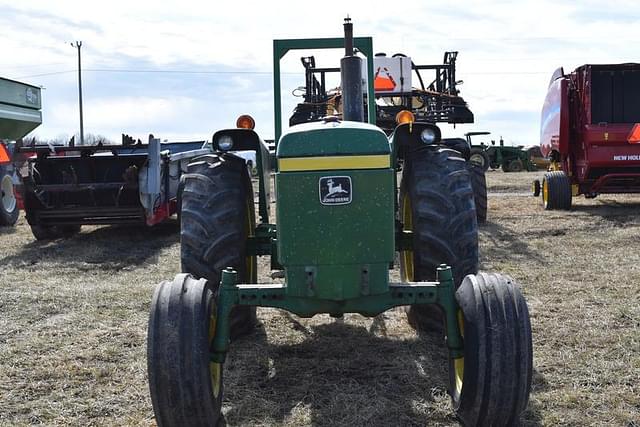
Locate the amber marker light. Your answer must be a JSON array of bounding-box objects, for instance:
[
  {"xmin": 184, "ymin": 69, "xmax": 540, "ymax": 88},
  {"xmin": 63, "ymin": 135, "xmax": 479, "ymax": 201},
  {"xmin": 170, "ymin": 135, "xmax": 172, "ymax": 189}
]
[
  {"xmin": 395, "ymin": 110, "xmax": 415, "ymax": 125},
  {"xmin": 0, "ymin": 144, "xmax": 10, "ymax": 165},
  {"xmin": 236, "ymin": 114, "xmax": 255, "ymax": 129}
]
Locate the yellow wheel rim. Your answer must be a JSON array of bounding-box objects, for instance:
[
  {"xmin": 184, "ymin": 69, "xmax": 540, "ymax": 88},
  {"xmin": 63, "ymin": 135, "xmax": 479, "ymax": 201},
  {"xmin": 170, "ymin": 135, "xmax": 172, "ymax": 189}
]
[
  {"xmin": 402, "ymin": 187, "xmax": 465, "ymax": 395},
  {"xmin": 399, "ymin": 191, "xmax": 415, "ymax": 282},
  {"xmin": 452, "ymin": 310, "xmax": 465, "ymax": 396},
  {"xmin": 542, "ymin": 178, "xmax": 549, "ymax": 207},
  {"xmin": 245, "ymin": 198, "xmax": 257, "ymax": 283},
  {"xmin": 208, "ymin": 307, "xmax": 221, "ymax": 398}
]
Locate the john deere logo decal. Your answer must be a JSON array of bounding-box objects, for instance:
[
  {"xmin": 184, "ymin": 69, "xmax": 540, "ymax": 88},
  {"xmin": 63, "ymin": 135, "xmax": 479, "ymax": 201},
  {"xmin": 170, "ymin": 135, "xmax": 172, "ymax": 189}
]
[{"xmin": 319, "ymin": 176, "xmax": 352, "ymax": 205}]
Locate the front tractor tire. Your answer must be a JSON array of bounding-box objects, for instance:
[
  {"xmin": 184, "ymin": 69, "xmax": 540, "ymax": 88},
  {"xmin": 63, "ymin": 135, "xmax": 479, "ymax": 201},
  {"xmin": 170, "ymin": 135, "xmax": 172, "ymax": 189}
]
[
  {"xmin": 400, "ymin": 148, "xmax": 479, "ymax": 329},
  {"xmin": 148, "ymin": 274, "xmax": 223, "ymax": 427},
  {"xmin": 180, "ymin": 154, "xmax": 257, "ymax": 338},
  {"xmin": 450, "ymin": 273, "xmax": 533, "ymax": 426},
  {"xmin": 542, "ymin": 171, "xmax": 572, "ymax": 210}
]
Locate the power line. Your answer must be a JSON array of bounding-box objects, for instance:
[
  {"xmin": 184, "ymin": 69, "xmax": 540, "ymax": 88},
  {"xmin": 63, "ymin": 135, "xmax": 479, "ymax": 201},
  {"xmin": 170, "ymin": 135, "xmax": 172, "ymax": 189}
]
[
  {"xmin": 0, "ymin": 61, "xmax": 68, "ymax": 70},
  {"xmin": 88, "ymin": 68, "xmax": 275, "ymax": 75},
  {"xmin": 15, "ymin": 68, "xmax": 278, "ymax": 79},
  {"xmin": 15, "ymin": 67, "xmax": 549, "ymax": 80},
  {"xmin": 15, "ymin": 70, "xmax": 75, "ymax": 78}
]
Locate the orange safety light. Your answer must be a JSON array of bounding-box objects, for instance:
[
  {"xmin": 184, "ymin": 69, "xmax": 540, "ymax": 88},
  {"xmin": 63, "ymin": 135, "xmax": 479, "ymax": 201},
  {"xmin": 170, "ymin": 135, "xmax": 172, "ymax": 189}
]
[
  {"xmin": 627, "ymin": 123, "xmax": 640, "ymax": 144},
  {"xmin": 236, "ymin": 114, "xmax": 255, "ymax": 130},
  {"xmin": 395, "ymin": 110, "xmax": 415, "ymax": 125},
  {"xmin": 0, "ymin": 143, "xmax": 10, "ymax": 165}
]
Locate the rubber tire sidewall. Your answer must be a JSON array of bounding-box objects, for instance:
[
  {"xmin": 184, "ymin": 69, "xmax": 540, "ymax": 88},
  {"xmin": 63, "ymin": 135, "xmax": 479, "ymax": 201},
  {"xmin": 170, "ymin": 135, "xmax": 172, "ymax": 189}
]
[
  {"xmin": 452, "ymin": 272, "xmax": 533, "ymax": 426},
  {"xmin": 147, "ymin": 274, "xmax": 223, "ymax": 427},
  {"xmin": 509, "ymin": 159, "xmax": 524, "ymax": 172},
  {"xmin": 469, "ymin": 164, "xmax": 487, "ymax": 224},
  {"xmin": 400, "ymin": 147, "xmax": 479, "ymax": 329},
  {"xmin": 542, "ymin": 171, "xmax": 572, "ymax": 210},
  {"xmin": 532, "ymin": 179, "xmax": 541, "ymax": 197},
  {"xmin": 0, "ymin": 172, "xmax": 19, "ymax": 226},
  {"xmin": 29, "ymin": 224, "xmax": 80, "ymax": 240},
  {"xmin": 401, "ymin": 147, "xmax": 479, "ymax": 286},
  {"xmin": 180, "ymin": 154, "xmax": 257, "ymax": 337},
  {"xmin": 469, "ymin": 148, "xmax": 490, "ymax": 172}
]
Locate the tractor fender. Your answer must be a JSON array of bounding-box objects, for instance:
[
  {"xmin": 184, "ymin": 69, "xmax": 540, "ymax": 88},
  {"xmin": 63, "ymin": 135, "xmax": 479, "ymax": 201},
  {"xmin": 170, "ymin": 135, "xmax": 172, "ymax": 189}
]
[{"xmin": 440, "ymin": 137, "xmax": 470, "ymax": 160}]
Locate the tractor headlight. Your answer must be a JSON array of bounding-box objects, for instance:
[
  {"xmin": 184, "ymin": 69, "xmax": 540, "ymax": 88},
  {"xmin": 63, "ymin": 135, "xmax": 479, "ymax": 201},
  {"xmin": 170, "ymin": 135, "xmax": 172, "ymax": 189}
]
[
  {"xmin": 217, "ymin": 135, "xmax": 234, "ymax": 151},
  {"xmin": 420, "ymin": 128, "xmax": 437, "ymax": 144}
]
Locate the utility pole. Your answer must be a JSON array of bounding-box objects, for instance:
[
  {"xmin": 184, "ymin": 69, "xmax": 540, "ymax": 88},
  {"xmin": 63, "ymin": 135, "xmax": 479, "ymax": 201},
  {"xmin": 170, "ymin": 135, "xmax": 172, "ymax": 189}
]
[{"xmin": 71, "ymin": 41, "xmax": 84, "ymax": 146}]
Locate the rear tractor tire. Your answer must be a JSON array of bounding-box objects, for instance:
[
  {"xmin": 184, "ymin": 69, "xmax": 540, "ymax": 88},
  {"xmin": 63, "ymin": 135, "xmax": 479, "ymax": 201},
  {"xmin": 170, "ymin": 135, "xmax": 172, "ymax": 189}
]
[
  {"xmin": 469, "ymin": 148, "xmax": 490, "ymax": 172},
  {"xmin": 30, "ymin": 224, "xmax": 58, "ymax": 240},
  {"xmin": 60, "ymin": 224, "xmax": 81, "ymax": 236},
  {"xmin": 30, "ymin": 224, "xmax": 81, "ymax": 240},
  {"xmin": 0, "ymin": 173, "xmax": 19, "ymax": 226},
  {"xmin": 450, "ymin": 272, "xmax": 533, "ymax": 426},
  {"xmin": 502, "ymin": 159, "xmax": 523, "ymax": 173},
  {"xmin": 176, "ymin": 175, "xmax": 185, "ymax": 226},
  {"xmin": 180, "ymin": 154, "xmax": 257, "ymax": 338},
  {"xmin": 148, "ymin": 274, "xmax": 224, "ymax": 427},
  {"xmin": 399, "ymin": 148, "xmax": 479, "ymax": 330},
  {"xmin": 542, "ymin": 171, "xmax": 571, "ymax": 210},
  {"xmin": 469, "ymin": 165, "xmax": 487, "ymax": 224}
]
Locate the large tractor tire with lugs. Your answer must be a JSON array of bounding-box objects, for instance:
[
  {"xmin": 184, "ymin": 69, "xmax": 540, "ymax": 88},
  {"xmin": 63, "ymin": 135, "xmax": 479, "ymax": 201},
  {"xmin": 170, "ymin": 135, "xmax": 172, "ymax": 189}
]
[
  {"xmin": 29, "ymin": 224, "xmax": 81, "ymax": 240},
  {"xmin": 502, "ymin": 159, "xmax": 523, "ymax": 173},
  {"xmin": 542, "ymin": 170, "xmax": 572, "ymax": 210},
  {"xmin": 180, "ymin": 154, "xmax": 257, "ymax": 338},
  {"xmin": 400, "ymin": 147, "xmax": 479, "ymax": 329},
  {"xmin": 0, "ymin": 172, "xmax": 19, "ymax": 226},
  {"xmin": 468, "ymin": 148, "xmax": 490, "ymax": 172},
  {"xmin": 469, "ymin": 165, "xmax": 487, "ymax": 224},
  {"xmin": 449, "ymin": 273, "xmax": 533, "ymax": 426},
  {"xmin": 148, "ymin": 274, "xmax": 224, "ymax": 427}
]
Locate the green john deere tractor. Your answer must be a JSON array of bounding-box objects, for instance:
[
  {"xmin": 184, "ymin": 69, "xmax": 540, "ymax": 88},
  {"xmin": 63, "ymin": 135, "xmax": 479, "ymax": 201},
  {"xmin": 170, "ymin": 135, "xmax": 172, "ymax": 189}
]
[{"xmin": 147, "ymin": 19, "xmax": 532, "ymax": 426}]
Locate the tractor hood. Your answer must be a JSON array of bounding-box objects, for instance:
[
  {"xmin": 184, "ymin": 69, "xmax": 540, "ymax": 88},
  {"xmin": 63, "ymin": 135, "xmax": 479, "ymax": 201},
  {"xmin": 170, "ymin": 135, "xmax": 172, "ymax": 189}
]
[
  {"xmin": 277, "ymin": 120, "xmax": 390, "ymax": 158},
  {"xmin": 275, "ymin": 119, "xmax": 395, "ymax": 301}
]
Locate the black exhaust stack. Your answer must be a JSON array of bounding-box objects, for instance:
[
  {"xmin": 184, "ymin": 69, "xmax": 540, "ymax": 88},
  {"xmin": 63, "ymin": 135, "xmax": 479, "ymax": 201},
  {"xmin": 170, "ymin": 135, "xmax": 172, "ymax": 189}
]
[{"xmin": 340, "ymin": 17, "xmax": 364, "ymax": 122}]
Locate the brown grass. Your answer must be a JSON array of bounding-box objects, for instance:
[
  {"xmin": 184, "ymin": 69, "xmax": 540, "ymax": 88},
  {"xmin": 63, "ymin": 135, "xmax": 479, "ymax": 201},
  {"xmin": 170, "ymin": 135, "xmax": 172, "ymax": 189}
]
[{"xmin": 0, "ymin": 170, "xmax": 639, "ymax": 426}]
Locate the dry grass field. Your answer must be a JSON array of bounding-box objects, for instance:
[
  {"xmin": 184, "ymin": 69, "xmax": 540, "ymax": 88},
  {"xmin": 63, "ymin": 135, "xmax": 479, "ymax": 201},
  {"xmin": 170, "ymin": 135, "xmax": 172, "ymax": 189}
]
[{"xmin": 1, "ymin": 170, "xmax": 639, "ymax": 426}]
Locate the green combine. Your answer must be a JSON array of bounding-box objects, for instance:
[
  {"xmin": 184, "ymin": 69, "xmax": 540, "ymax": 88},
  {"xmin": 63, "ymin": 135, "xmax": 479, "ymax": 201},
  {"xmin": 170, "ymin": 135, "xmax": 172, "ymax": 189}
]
[{"xmin": 147, "ymin": 20, "xmax": 532, "ymax": 426}]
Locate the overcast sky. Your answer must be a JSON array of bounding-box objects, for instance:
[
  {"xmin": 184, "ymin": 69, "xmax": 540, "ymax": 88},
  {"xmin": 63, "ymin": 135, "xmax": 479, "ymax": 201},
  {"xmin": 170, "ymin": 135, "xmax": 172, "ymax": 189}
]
[{"xmin": 2, "ymin": 0, "xmax": 638, "ymax": 146}]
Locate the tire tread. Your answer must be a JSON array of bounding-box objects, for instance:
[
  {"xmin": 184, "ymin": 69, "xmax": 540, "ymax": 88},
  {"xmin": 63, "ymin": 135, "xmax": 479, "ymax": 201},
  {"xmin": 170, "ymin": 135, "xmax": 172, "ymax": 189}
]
[{"xmin": 453, "ymin": 272, "xmax": 533, "ymax": 426}]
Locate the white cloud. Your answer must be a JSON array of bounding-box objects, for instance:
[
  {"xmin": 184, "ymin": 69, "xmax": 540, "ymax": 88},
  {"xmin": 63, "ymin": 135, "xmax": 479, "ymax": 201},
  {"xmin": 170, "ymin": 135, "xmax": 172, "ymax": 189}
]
[{"xmin": 2, "ymin": 0, "xmax": 639, "ymax": 144}]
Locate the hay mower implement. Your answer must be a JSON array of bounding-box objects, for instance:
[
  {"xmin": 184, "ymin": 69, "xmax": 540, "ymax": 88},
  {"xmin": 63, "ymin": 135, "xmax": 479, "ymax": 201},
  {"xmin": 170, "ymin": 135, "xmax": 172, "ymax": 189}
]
[
  {"xmin": 17, "ymin": 136, "xmax": 209, "ymax": 239},
  {"xmin": 147, "ymin": 19, "xmax": 532, "ymax": 426}
]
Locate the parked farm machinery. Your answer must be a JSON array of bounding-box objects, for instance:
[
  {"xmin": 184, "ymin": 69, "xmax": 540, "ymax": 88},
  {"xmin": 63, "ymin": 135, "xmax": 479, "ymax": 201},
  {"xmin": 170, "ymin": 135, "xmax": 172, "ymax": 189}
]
[
  {"xmin": 287, "ymin": 44, "xmax": 487, "ymax": 223},
  {"xmin": 147, "ymin": 19, "xmax": 533, "ymax": 426},
  {"xmin": 18, "ymin": 136, "xmax": 209, "ymax": 239},
  {"xmin": 0, "ymin": 77, "xmax": 43, "ymax": 226},
  {"xmin": 468, "ymin": 132, "xmax": 538, "ymax": 172},
  {"xmin": 536, "ymin": 63, "xmax": 640, "ymax": 209},
  {"xmin": 289, "ymin": 49, "xmax": 474, "ymax": 132}
]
